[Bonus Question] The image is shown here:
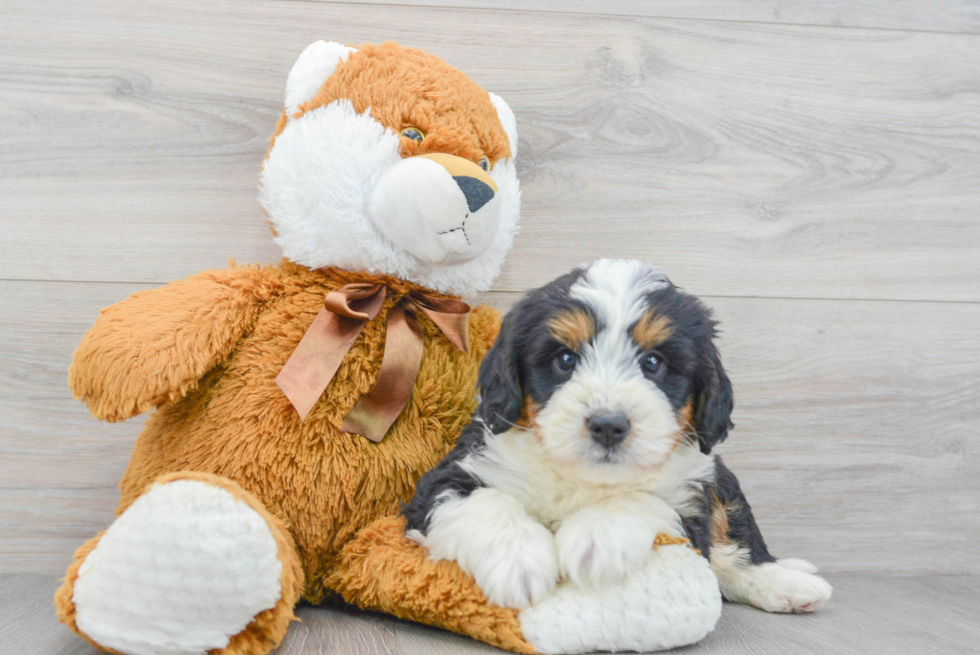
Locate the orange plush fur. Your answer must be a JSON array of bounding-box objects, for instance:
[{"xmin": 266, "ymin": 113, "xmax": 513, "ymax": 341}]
[
  {"xmin": 270, "ymin": 42, "xmax": 511, "ymax": 166},
  {"xmin": 330, "ymin": 515, "xmax": 537, "ymax": 654},
  {"xmin": 61, "ymin": 264, "xmax": 499, "ymax": 607},
  {"xmin": 56, "ymin": 42, "xmax": 512, "ymax": 655}
]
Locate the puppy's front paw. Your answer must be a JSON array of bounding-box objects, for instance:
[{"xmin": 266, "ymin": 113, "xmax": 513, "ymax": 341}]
[
  {"xmin": 469, "ymin": 518, "xmax": 559, "ymax": 609},
  {"xmin": 556, "ymin": 505, "xmax": 668, "ymax": 588},
  {"xmin": 742, "ymin": 563, "xmax": 833, "ymax": 613},
  {"xmin": 423, "ymin": 488, "xmax": 559, "ymax": 609}
]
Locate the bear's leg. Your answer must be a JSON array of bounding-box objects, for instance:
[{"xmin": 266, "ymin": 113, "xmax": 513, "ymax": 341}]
[
  {"xmin": 55, "ymin": 472, "xmax": 304, "ymax": 655},
  {"xmin": 330, "ymin": 515, "xmax": 538, "ymax": 655}
]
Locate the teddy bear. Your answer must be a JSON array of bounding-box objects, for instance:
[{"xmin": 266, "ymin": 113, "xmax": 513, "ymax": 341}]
[{"xmin": 55, "ymin": 40, "xmax": 521, "ymax": 655}]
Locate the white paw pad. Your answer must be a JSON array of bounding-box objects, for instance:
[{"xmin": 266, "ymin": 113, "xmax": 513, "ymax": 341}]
[{"xmin": 73, "ymin": 479, "xmax": 283, "ymax": 655}]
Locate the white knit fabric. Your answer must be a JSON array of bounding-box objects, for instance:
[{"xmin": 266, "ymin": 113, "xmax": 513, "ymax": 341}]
[
  {"xmin": 72, "ymin": 480, "xmax": 283, "ymax": 655},
  {"xmin": 518, "ymin": 544, "xmax": 721, "ymax": 654}
]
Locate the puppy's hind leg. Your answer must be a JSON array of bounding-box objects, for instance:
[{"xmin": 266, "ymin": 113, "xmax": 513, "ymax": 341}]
[{"xmin": 708, "ymin": 458, "xmax": 832, "ymax": 614}]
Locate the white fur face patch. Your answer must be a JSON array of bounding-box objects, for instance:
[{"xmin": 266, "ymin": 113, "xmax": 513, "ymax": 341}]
[
  {"xmin": 260, "ymin": 100, "xmax": 404, "ymax": 272},
  {"xmin": 533, "ymin": 260, "xmax": 679, "ymax": 480}
]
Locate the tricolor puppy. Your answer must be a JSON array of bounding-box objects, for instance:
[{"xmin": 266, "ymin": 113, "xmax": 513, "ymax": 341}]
[{"xmin": 405, "ymin": 259, "xmax": 833, "ymax": 613}]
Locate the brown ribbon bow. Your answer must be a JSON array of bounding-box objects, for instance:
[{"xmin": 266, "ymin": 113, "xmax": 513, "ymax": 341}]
[{"xmin": 276, "ymin": 283, "xmax": 470, "ymax": 442}]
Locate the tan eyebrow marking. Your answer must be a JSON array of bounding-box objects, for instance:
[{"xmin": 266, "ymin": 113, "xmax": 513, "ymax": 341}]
[
  {"xmin": 547, "ymin": 307, "xmax": 596, "ymax": 350},
  {"xmin": 632, "ymin": 310, "xmax": 674, "ymax": 350}
]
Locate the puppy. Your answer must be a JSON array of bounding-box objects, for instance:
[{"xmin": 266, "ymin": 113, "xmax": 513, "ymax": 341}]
[{"xmin": 404, "ymin": 259, "xmax": 832, "ymax": 613}]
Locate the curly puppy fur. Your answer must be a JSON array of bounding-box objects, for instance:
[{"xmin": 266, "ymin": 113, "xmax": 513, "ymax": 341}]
[{"xmin": 405, "ymin": 260, "xmax": 833, "ymax": 614}]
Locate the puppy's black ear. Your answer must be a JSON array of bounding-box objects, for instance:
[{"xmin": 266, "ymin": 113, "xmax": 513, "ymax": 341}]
[
  {"xmin": 477, "ymin": 311, "xmax": 524, "ymax": 434},
  {"xmin": 693, "ymin": 340, "xmax": 734, "ymax": 454}
]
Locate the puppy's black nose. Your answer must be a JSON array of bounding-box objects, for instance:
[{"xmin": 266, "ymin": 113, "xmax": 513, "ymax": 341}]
[{"xmin": 587, "ymin": 411, "xmax": 630, "ymax": 448}]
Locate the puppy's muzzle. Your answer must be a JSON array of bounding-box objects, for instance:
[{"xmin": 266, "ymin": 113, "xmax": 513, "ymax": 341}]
[{"xmin": 587, "ymin": 410, "xmax": 630, "ymax": 449}]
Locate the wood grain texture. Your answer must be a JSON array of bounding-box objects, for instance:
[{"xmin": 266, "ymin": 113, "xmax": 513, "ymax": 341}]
[
  {"xmin": 5, "ymin": 574, "xmax": 979, "ymax": 655},
  {"xmin": 2, "ymin": 0, "xmax": 980, "ymax": 300},
  {"xmin": 2, "ymin": 282, "xmax": 977, "ymax": 576},
  {"xmin": 2, "ymin": 0, "xmax": 979, "ymax": 612},
  {"xmin": 293, "ymin": 0, "xmax": 980, "ymax": 35}
]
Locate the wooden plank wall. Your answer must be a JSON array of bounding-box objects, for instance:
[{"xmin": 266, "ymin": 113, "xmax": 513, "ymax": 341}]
[{"xmin": 1, "ymin": 0, "xmax": 978, "ymax": 576}]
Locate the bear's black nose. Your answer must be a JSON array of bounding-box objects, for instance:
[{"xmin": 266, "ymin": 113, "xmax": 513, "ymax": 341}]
[
  {"xmin": 587, "ymin": 411, "xmax": 631, "ymax": 449},
  {"xmin": 453, "ymin": 176, "xmax": 495, "ymax": 213}
]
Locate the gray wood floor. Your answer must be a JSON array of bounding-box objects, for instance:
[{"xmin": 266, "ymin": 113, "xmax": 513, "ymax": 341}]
[
  {"xmin": 2, "ymin": 0, "xmax": 979, "ymax": 652},
  {"xmin": 4, "ymin": 574, "xmax": 979, "ymax": 655}
]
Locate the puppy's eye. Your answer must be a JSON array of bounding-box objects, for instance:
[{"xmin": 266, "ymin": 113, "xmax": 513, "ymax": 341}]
[
  {"xmin": 479, "ymin": 157, "xmax": 490, "ymax": 171},
  {"xmin": 554, "ymin": 348, "xmax": 579, "ymax": 373},
  {"xmin": 400, "ymin": 127, "xmax": 424, "ymax": 143},
  {"xmin": 640, "ymin": 352, "xmax": 665, "ymax": 379}
]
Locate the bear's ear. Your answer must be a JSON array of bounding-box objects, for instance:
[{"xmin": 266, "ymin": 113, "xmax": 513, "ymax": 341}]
[
  {"xmin": 488, "ymin": 92, "xmax": 518, "ymax": 159},
  {"xmin": 284, "ymin": 41, "xmax": 357, "ymax": 118}
]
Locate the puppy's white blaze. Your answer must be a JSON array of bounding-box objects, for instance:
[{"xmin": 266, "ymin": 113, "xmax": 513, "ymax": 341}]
[
  {"xmin": 420, "ymin": 487, "xmax": 558, "ymax": 609},
  {"xmin": 711, "ymin": 545, "xmax": 833, "ymax": 613},
  {"xmin": 570, "ymin": 259, "xmax": 669, "ymax": 337}
]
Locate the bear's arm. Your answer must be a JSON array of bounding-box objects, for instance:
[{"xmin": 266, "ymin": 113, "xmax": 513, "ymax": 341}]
[{"xmin": 69, "ymin": 265, "xmax": 284, "ymax": 422}]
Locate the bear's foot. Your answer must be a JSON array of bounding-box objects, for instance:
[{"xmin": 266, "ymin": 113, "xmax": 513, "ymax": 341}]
[{"xmin": 55, "ymin": 472, "xmax": 304, "ymax": 655}]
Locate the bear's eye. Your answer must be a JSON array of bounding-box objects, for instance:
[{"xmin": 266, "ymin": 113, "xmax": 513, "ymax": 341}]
[
  {"xmin": 400, "ymin": 127, "xmax": 424, "ymax": 143},
  {"xmin": 479, "ymin": 157, "xmax": 490, "ymax": 171}
]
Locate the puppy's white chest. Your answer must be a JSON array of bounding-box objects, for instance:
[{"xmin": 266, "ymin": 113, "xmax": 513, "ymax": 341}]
[
  {"xmin": 461, "ymin": 430, "xmax": 658, "ymax": 529},
  {"xmin": 461, "ymin": 427, "xmax": 714, "ymax": 530}
]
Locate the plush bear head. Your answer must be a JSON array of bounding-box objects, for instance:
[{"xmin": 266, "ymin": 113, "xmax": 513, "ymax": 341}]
[{"xmin": 259, "ymin": 41, "xmax": 520, "ymax": 297}]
